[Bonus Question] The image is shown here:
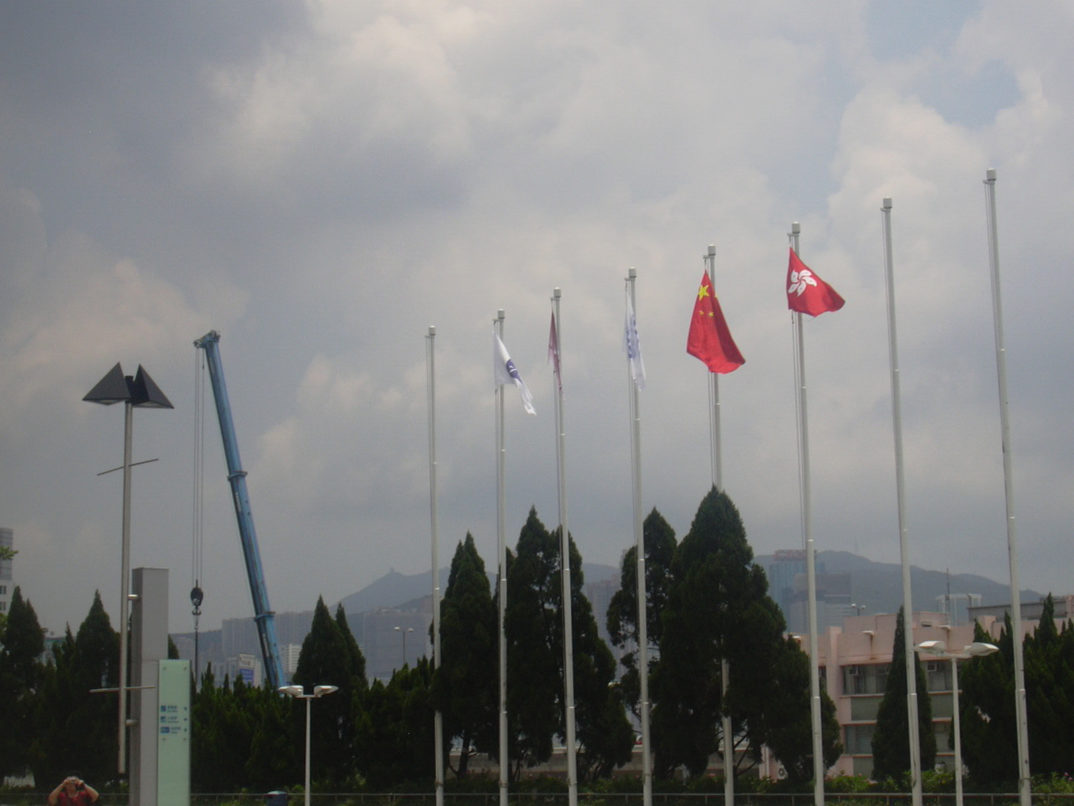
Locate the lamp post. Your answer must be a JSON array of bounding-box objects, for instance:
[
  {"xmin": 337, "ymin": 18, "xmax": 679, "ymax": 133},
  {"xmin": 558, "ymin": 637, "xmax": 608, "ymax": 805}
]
[
  {"xmin": 83, "ymin": 363, "xmax": 172, "ymax": 775},
  {"xmin": 916, "ymin": 640, "xmax": 999, "ymax": 806},
  {"xmin": 279, "ymin": 684, "xmax": 339, "ymax": 806},
  {"xmin": 394, "ymin": 626, "xmax": 414, "ymax": 667}
]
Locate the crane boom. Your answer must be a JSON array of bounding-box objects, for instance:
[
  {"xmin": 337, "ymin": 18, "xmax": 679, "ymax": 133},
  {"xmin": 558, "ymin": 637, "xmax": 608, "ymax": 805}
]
[{"xmin": 194, "ymin": 330, "xmax": 286, "ymax": 689}]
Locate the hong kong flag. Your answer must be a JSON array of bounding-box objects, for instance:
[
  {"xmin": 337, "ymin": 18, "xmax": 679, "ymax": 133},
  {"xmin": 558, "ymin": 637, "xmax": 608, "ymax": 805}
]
[{"xmin": 786, "ymin": 248, "xmax": 845, "ymax": 317}]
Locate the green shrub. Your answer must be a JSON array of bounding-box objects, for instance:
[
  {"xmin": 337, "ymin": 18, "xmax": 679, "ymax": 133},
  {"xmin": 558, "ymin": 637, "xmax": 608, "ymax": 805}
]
[
  {"xmin": 1034, "ymin": 772, "xmax": 1074, "ymax": 794},
  {"xmin": 825, "ymin": 775, "xmax": 873, "ymax": 794}
]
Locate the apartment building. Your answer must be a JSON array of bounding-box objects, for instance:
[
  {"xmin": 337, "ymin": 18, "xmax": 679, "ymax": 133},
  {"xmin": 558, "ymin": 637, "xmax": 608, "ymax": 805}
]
[{"xmin": 781, "ymin": 608, "xmax": 1050, "ymax": 778}]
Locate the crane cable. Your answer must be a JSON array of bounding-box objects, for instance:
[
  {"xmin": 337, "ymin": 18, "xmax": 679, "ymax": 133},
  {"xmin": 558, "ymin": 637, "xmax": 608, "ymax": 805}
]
[{"xmin": 191, "ymin": 348, "xmax": 206, "ymax": 680}]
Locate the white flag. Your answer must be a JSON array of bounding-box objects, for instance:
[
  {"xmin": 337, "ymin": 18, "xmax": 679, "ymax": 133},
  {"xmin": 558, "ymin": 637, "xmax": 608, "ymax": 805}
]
[
  {"xmin": 624, "ymin": 290, "xmax": 646, "ymax": 388},
  {"xmin": 494, "ymin": 333, "xmax": 536, "ymax": 415}
]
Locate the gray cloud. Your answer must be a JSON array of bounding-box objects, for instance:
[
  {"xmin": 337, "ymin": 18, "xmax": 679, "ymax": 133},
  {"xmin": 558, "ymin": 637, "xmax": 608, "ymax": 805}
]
[{"xmin": 1, "ymin": 1, "xmax": 1070, "ymax": 636}]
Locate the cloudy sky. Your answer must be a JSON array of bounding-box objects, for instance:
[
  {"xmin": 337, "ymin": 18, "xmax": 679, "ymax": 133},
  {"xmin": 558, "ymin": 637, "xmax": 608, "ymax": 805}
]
[{"xmin": 2, "ymin": 1, "xmax": 1071, "ymax": 637}]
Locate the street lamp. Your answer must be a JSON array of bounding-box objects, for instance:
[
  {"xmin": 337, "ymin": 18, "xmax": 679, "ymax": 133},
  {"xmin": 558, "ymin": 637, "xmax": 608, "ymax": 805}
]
[
  {"xmin": 279, "ymin": 684, "xmax": 339, "ymax": 806},
  {"xmin": 916, "ymin": 640, "xmax": 999, "ymax": 806},
  {"xmin": 394, "ymin": 626, "xmax": 414, "ymax": 667},
  {"xmin": 83, "ymin": 362, "xmax": 172, "ymax": 775}
]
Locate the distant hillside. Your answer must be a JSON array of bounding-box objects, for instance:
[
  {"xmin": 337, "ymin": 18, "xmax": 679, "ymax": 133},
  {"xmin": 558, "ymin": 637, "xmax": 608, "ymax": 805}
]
[
  {"xmin": 337, "ymin": 562, "xmax": 619, "ymax": 613},
  {"xmin": 756, "ymin": 549, "xmax": 1044, "ymax": 616},
  {"xmin": 337, "ymin": 555, "xmax": 1041, "ymax": 619}
]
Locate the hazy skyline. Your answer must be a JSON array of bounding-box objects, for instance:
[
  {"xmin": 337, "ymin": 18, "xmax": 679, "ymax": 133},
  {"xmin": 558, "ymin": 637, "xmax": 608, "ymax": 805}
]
[{"xmin": 2, "ymin": 2, "xmax": 1071, "ymax": 636}]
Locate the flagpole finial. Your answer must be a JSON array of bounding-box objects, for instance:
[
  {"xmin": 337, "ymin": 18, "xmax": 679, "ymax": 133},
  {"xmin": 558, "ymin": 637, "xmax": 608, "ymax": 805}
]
[
  {"xmin": 792, "ymin": 221, "xmax": 800, "ymax": 235},
  {"xmin": 985, "ymin": 168, "xmax": 997, "ymax": 183},
  {"xmin": 628, "ymin": 267, "xmax": 637, "ymax": 280},
  {"xmin": 427, "ymin": 325, "xmax": 436, "ymax": 336},
  {"xmin": 496, "ymin": 308, "xmax": 504, "ymax": 323},
  {"xmin": 553, "ymin": 287, "xmax": 561, "ymax": 300},
  {"xmin": 707, "ymin": 244, "xmax": 715, "ymax": 257},
  {"xmin": 882, "ymin": 197, "xmax": 893, "ymax": 211}
]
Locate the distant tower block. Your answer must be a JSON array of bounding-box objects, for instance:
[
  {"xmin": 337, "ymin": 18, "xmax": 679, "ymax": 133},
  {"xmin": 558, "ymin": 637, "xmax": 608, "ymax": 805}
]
[{"xmin": 0, "ymin": 527, "xmax": 13, "ymax": 616}]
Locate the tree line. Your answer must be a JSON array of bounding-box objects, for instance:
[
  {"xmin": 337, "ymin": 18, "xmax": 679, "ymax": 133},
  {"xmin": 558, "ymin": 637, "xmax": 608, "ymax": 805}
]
[{"xmin": 2, "ymin": 487, "xmax": 1072, "ymax": 794}]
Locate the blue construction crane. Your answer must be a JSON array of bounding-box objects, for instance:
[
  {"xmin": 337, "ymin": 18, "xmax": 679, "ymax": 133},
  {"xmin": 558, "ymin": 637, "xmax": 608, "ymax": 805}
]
[{"xmin": 194, "ymin": 330, "xmax": 286, "ymax": 689}]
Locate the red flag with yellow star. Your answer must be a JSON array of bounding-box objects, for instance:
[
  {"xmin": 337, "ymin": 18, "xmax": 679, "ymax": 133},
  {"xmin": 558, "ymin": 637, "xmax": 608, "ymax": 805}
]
[{"xmin": 687, "ymin": 272, "xmax": 745, "ymax": 373}]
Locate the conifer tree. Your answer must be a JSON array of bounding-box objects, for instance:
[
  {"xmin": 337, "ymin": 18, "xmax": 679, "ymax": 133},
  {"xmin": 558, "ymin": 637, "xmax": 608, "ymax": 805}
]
[
  {"xmin": 871, "ymin": 607, "xmax": 935, "ymax": 782},
  {"xmin": 606, "ymin": 508, "xmax": 676, "ymax": 720},
  {"xmin": 294, "ymin": 596, "xmax": 360, "ymax": 787},
  {"xmin": 962, "ymin": 594, "xmax": 1074, "ymax": 785},
  {"xmin": 70, "ymin": 592, "xmax": 121, "ymax": 783},
  {"xmin": 1024, "ymin": 595, "xmax": 1074, "ymax": 775},
  {"xmin": 959, "ymin": 615, "xmax": 1016, "ymax": 787},
  {"xmin": 557, "ymin": 523, "xmax": 634, "ymax": 781},
  {"xmin": 0, "ymin": 587, "xmax": 45, "ymax": 780},
  {"xmin": 433, "ymin": 533, "xmax": 497, "ymax": 776},
  {"xmin": 650, "ymin": 487, "xmax": 839, "ymax": 781},
  {"xmin": 359, "ymin": 659, "xmax": 435, "ymax": 789},
  {"xmin": 245, "ymin": 679, "xmax": 299, "ymax": 790},
  {"xmin": 192, "ymin": 665, "xmax": 257, "ymax": 792},
  {"xmin": 505, "ymin": 507, "xmax": 632, "ymax": 779},
  {"xmin": 504, "ymin": 508, "xmax": 563, "ymax": 772}
]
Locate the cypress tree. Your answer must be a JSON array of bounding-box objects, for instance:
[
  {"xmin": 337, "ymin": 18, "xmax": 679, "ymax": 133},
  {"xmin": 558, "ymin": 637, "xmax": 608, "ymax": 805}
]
[
  {"xmin": 433, "ymin": 533, "xmax": 497, "ymax": 776},
  {"xmin": 294, "ymin": 596, "xmax": 358, "ymax": 787},
  {"xmin": 871, "ymin": 607, "xmax": 935, "ymax": 782},
  {"xmin": 606, "ymin": 508, "xmax": 676, "ymax": 721},
  {"xmin": 651, "ymin": 487, "xmax": 838, "ymax": 782},
  {"xmin": 0, "ymin": 588, "xmax": 45, "ymax": 780}
]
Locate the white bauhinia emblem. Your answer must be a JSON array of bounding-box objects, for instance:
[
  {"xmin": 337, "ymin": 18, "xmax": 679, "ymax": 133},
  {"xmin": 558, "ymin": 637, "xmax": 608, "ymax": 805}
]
[{"xmin": 788, "ymin": 268, "xmax": 818, "ymax": 296}]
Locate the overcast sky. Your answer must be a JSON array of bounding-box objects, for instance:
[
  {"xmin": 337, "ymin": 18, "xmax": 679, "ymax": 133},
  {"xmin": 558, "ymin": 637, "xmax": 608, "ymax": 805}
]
[{"xmin": 2, "ymin": 1, "xmax": 1071, "ymax": 637}]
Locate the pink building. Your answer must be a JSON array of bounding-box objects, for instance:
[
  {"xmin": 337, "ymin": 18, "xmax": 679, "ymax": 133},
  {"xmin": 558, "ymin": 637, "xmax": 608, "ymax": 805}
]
[{"xmin": 777, "ymin": 603, "xmax": 1071, "ymax": 779}]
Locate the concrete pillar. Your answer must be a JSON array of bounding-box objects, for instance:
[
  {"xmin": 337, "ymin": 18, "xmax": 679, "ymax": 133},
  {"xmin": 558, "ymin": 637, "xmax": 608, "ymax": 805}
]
[{"xmin": 130, "ymin": 567, "xmax": 169, "ymax": 806}]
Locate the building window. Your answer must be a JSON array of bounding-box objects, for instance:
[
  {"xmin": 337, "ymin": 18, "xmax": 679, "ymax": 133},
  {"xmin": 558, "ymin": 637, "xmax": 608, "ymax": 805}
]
[
  {"xmin": 925, "ymin": 660, "xmax": 952, "ymax": 692},
  {"xmin": 844, "ymin": 663, "xmax": 889, "ymax": 695},
  {"xmin": 844, "ymin": 724, "xmax": 875, "ymax": 755}
]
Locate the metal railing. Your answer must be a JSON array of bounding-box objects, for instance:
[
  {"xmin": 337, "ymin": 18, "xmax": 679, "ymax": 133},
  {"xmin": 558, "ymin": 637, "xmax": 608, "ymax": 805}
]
[{"xmin": 4, "ymin": 793, "xmax": 1071, "ymax": 806}]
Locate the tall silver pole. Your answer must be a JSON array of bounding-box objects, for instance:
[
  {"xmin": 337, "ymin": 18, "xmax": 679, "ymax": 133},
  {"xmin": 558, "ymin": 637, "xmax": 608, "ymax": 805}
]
[
  {"xmin": 495, "ymin": 310, "xmax": 509, "ymax": 806},
  {"xmin": 118, "ymin": 400, "xmax": 133, "ymax": 776},
  {"xmin": 703, "ymin": 245, "xmax": 733, "ymax": 806},
  {"xmin": 790, "ymin": 223, "xmax": 826, "ymax": 806},
  {"xmin": 951, "ymin": 656, "xmax": 963, "ymax": 806},
  {"xmin": 881, "ymin": 198, "xmax": 923, "ymax": 806},
  {"xmin": 704, "ymin": 246, "xmax": 722, "ymax": 488},
  {"xmin": 626, "ymin": 269, "xmax": 652, "ymax": 806},
  {"xmin": 426, "ymin": 326, "xmax": 445, "ymax": 806},
  {"xmin": 304, "ymin": 696, "xmax": 312, "ymax": 806},
  {"xmin": 983, "ymin": 169, "xmax": 1031, "ymax": 806},
  {"xmin": 551, "ymin": 289, "xmax": 579, "ymax": 806}
]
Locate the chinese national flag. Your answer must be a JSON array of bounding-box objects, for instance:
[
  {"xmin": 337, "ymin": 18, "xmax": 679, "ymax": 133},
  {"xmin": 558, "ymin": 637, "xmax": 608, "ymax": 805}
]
[
  {"xmin": 786, "ymin": 248, "xmax": 845, "ymax": 316},
  {"xmin": 687, "ymin": 272, "xmax": 745, "ymax": 373}
]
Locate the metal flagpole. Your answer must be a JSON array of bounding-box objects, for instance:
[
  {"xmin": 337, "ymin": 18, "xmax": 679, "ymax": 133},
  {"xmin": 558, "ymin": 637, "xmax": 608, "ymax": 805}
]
[
  {"xmin": 551, "ymin": 289, "xmax": 579, "ymax": 806},
  {"xmin": 789, "ymin": 223, "xmax": 826, "ymax": 806},
  {"xmin": 494, "ymin": 310, "xmax": 509, "ymax": 806},
  {"xmin": 118, "ymin": 399, "xmax": 133, "ymax": 775},
  {"xmin": 426, "ymin": 326, "xmax": 445, "ymax": 806},
  {"xmin": 705, "ymin": 245, "xmax": 723, "ymax": 488},
  {"xmin": 982, "ymin": 169, "xmax": 1031, "ymax": 806},
  {"xmin": 703, "ymin": 245, "xmax": 733, "ymax": 806},
  {"xmin": 626, "ymin": 269, "xmax": 653, "ymax": 806},
  {"xmin": 881, "ymin": 199, "xmax": 923, "ymax": 806}
]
